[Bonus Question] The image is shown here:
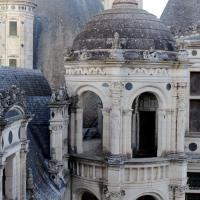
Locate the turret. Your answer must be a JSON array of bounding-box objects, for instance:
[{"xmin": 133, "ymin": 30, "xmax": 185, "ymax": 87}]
[{"xmin": 0, "ymin": 0, "xmax": 36, "ymax": 68}]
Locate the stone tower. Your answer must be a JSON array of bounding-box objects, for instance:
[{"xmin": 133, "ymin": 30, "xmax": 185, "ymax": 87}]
[
  {"xmin": 103, "ymin": 0, "xmax": 142, "ymax": 9},
  {"xmin": 0, "ymin": 0, "xmax": 36, "ymax": 68},
  {"xmin": 64, "ymin": 0, "xmax": 189, "ymax": 199}
]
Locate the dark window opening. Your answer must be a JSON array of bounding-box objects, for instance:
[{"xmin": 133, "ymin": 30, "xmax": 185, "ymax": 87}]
[
  {"xmin": 187, "ymin": 172, "xmax": 200, "ymax": 190},
  {"xmin": 82, "ymin": 192, "xmax": 98, "ymax": 200},
  {"xmin": 186, "ymin": 194, "xmax": 200, "ymax": 200},
  {"xmin": 9, "ymin": 21, "xmax": 17, "ymax": 36},
  {"xmin": 138, "ymin": 111, "xmax": 156, "ymax": 157},
  {"xmin": 190, "ymin": 100, "xmax": 200, "ymax": 133},
  {"xmin": 3, "ymin": 168, "xmax": 5, "ymax": 197},
  {"xmin": 132, "ymin": 92, "xmax": 158, "ymax": 158},
  {"xmin": 190, "ymin": 72, "xmax": 200, "ymax": 96},
  {"xmin": 137, "ymin": 195, "xmax": 156, "ymax": 200},
  {"xmin": 82, "ymin": 91, "xmax": 103, "ymax": 154},
  {"xmin": 9, "ymin": 59, "xmax": 17, "ymax": 67}
]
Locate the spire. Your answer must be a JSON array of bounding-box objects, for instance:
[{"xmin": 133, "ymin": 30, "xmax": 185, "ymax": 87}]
[{"xmin": 112, "ymin": 0, "xmax": 138, "ymax": 9}]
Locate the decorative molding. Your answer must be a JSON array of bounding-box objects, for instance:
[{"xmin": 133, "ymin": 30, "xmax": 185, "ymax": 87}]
[
  {"xmin": 130, "ymin": 68, "xmax": 168, "ymax": 76},
  {"xmin": 106, "ymin": 32, "xmax": 127, "ymax": 49},
  {"xmin": 65, "ymin": 67, "xmax": 106, "ymax": 75},
  {"xmin": 103, "ymin": 186, "xmax": 126, "ymax": 200},
  {"xmin": 169, "ymin": 184, "xmax": 188, "ymax": 194},
  {"xmin": 50, "ymin": 87, "xmax": 69, "ymax": 104},
  {"xmin": 0, "ymin": 85, "xmax": 26, "ymax": 117}
]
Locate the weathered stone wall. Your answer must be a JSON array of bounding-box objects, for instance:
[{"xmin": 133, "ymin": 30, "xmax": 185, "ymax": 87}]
[{"xmin": 33, "ymin": 0, "xmax": 103, "ymax": 88}]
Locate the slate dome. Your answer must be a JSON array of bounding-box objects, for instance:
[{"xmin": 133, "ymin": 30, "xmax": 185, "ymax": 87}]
[
  {"xmin": 73, "ymin": 0, "xmax": 175, "ymax": 52},
  {"xmin": 0, "ymin": 67, "xmax": 51, "ymax": 96}
]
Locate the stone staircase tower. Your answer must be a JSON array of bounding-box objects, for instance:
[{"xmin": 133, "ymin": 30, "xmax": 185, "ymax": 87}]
[{"xmin": 0, "ymin": 0, "xmax": 36, "ymax": 68}]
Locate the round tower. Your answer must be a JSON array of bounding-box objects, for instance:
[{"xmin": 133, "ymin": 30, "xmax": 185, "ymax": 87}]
[{"xmin": 0, "ymin": 0, "xmax": 36, "ymax": 68}]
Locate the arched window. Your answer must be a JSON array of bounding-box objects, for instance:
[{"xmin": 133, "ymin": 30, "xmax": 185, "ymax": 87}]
[
  {"xmin": 82, "ymin": 192, "xmax": 98, "ymax": 200},
  {"xmin": 81, "ymin": 91, "xmax": 103, "ymax": 154},
  {"xmin": 5, "ymin": 107, "xmax": 24, "ymax": 121},
  {"xmin": 132, "ymin": 92, "xmax": 158, "ymax": 158}
]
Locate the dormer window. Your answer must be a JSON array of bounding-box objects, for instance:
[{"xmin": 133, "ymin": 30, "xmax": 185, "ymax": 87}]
[
  {"xmin": 9, "ymin": 21, "xmax": 17, "ymax": 36},
  {"xmin": 9, "ymin": 59, "xmax": 17, "ymax": 67}
]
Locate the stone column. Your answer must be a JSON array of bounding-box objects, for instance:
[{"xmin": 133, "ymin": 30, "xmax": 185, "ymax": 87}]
[
  {"xmin": 76, "ymin": 108, "xmax": 83, "ymax": 153},
  {"xmin": 157, "ymin": 109, "xmax": 167, "ymax": 156},
  {"xmin": 20, "ymin": 140, "xmax": 28, "ymax": 200},
  {"xmin": 0, "ymin": 117, "xmax": 6, "ymax": 200},
  {"xmin": 70, "ymin": 109, "xmax": 76, "ymax": 152},
  {"xmin": 102, "ymin": 108, "xmax": 110, "ymax": 152},
  {"xmin": 169, "ymin": 184, "xmax": 187, "ymax": 200},
  {"xmin": 110, "ymin": 82, "xmax": 122, "ymax": 155},
  {"xmin": 0, "ymin": 153, "xmax": 4, "ymax": 200},
  {"xmin": 176, "ymin": 83, "xmax": 187, "ymax": 153},
  {"xmin": 122, "ymin": 109, "xmax": 132, "ymax": 156},
  {"xmin": 171, "ymin": 83, "xmax": 178, "ymax": 154},
  {"xmin": 166, "ymin": 109, "xmax": 172, "ymax": 153},
  {"xmin": 63, "ymin": 107, "xmax": 70, "ymax": 169},
  {"xmin": 20, "ymin": 117, "xmax": 29, "ymax": 200},
  {"xmin": 5, "ymin": 154, "xmax": 17, "ymax": 200},
  {"xmin": 110, "ymin": 109, "xmax": 121, "ymax": 155}
]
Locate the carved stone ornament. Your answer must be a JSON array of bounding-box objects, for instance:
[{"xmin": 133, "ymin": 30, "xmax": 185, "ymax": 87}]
[
  {"xmin": 169, "ymin": 184, "xmax": 188, "ymax": 194},
  {"xmin": 0, "ymin": 85, "xmax": 26, "ymax": 117},
  {"xmin": 106, "ymin": 32, "xmax": 127, "ymax": 49},
  {"xmin": 64, "ymin": 48, "xmax": 74, "ymax": 61},
  {"xmin": 50, "ymin": 86, "xmax": 69, "ymax": 103},
  {"xmin": 79, "ymin": 49, "xmax": 92, "ymax": 61},
  {"xmin": 103, "ymin": 186, "xmax": 126, "ymax": 200},
  {"xmin": 178, "ymin": 50, "xmax": 189, "ymax": 61},
  {"xmin": 65, "ymin": 67, "xmax": 106, "ymax": 75},
  {"xmin": 26, "ymin": 168, "xmax": 36, "ymax": 200},
  {"xmin": 170, "ymin": 21, "xmax": 200, "ymax": 37},
  {"xmin": 48, "ymin": 159, "xmax": 64, "ymax": 188}
]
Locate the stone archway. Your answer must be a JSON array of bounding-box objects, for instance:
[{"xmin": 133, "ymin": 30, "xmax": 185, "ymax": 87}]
[
  {"xmin": 81, "ymin": 192, "xmax": 98, "ymax": 200},
  {"xmin": 132, "ymin": 92, "xmax": 159, "ymax": 158},
  {"xmin": 137, "ymin": 195, "xmax": 156, "ymax": 200},
  {"xmin": 79, "ymin": 91, "xmax": 103, "ymax": 154}
]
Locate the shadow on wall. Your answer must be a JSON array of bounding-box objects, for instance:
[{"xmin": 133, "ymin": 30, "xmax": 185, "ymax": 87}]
[{"xmin": 33, "ymin": 0, "xmax": 103, "ymax": 89}]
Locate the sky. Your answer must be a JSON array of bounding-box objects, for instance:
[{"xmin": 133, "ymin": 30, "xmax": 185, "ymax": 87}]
[{"xmin": 143, "ymin": 0, "xmax": 169, "ymax": 18}]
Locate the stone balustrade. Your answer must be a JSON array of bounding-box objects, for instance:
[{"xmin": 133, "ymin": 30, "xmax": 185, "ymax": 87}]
[
  {"xmin": 123, "ymin": 159, "xmax": 170, "ymax": 184},
  {"xmin": 70, "ymin": 156, "xmax": 170, "ymax": 185},
  {"xmin": 70, "ymin": 156, "xmax": 107, "ymax": 182}
]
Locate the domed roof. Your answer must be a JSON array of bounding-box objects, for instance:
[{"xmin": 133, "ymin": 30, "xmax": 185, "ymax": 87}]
[
  {"xmin": 73, "ymin": 0, "xmax": 175, "ymax": 52},
  {"xmin": 0, "ymin": 67, "xmax": 51, "ymax": 96}
]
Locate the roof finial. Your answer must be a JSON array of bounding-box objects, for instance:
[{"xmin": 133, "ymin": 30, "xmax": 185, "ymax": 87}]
[{"xmin": 112, "ymin": 0, "xmax": 138, "ymax": 9}]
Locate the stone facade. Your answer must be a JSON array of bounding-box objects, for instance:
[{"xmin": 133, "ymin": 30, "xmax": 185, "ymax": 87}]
[
  {"xmin": 0, "ymin": 0, "xmax": 36, "ymax": 69},
  {"xmin": 60, "ymin": 0, "xmax": 190, "ymax": 200}
]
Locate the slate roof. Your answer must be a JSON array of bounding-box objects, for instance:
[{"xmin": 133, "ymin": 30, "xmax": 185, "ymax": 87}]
[
  {"xmin": 161, "ymin": 0, "xmax": 200, "ymax": 28},
  {"xmin": 73, "ymin": 3, "xmax": 175, "ymax": 51},
  {"xmin": 0, "ymin": 67, "xmax": 51, "ymax": 96},
  {"xmin": 0, "ymin": 66, "xmax": 63, "ymax": 199}
]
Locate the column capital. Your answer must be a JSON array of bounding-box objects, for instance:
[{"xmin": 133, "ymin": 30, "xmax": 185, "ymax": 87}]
[
  {"xmin": 103, "ymin": 185, "xmax": 126, "ymax": 200},
  {"xmin": 123, "ymin": 109, "xmax": 133, "ymax": 115},
  {"xmin": 169, "ymin": 184, "xmax": 188, "ymax": 196},
  {"xmin": 102, "ymin": 108, "xmax": 111, "ymax": 114}
]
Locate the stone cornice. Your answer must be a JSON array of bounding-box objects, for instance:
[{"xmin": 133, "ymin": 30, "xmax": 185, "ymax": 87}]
[
  {"xmin": 65, "ymin": 60, "xmax": 190, "ymax": 70},
  {"xmin": 0, "ymin": 0, "xmax": 37, "ymax": 7}
]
